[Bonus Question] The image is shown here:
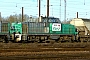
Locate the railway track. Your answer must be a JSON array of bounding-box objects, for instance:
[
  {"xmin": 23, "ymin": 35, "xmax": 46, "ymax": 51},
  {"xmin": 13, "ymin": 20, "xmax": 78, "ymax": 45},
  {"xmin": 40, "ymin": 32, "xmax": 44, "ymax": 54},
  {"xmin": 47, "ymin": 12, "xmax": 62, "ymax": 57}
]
[
  {"xmin": 0, "ymin": 48, "xmax": 90, "ymax": 52},
  {"xmin": 0, "ymin": 48, "xmax": 90, "ymax": 60},
  {"xmin": 0, "ymin": 51, "xmax": 90, "ymax": 60},
  {"xmin": 0, "ymin": 43, "xmax": 90, "ymax": 60}
]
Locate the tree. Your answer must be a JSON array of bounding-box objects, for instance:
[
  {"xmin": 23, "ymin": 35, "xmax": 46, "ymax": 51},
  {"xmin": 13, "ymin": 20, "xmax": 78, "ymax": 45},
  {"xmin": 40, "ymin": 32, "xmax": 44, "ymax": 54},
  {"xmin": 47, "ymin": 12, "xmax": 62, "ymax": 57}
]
[
  {"xmin": 7, "ymin": 15, "xmax": 15, "ymax": 23},
  {"xmin": 2, "ymin": 14, "xmax": 30, "ymax": 23},
  {"xmin": 1, "ymin": 14, "xmax": 38, "ymax": 22}
]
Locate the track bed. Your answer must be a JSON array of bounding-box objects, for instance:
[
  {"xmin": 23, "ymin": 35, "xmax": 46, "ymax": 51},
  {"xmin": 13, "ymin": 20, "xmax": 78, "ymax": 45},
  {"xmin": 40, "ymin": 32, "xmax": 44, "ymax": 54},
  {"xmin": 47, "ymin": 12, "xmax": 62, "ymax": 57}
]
[{"xmin": 0, "ymin": 43, "xmax": 90, "ymax": 60}]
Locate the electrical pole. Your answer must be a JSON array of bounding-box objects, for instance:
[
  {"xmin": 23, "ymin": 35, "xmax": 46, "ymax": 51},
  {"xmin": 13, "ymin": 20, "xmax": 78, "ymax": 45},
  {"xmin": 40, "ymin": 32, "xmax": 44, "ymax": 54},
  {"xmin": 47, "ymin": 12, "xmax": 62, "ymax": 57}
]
[
  {"xmin": 22, "ymin": 7, "xmax": 24, "ymax": 22},
  {"xmin": 38, "ymin": 0, "xmax": 41, "ymax": 17},
  {"xmin": 22, "ymin": 7, "xmax": 24, "ymax": 34},
  {"xmin": 64, "ymin": 0, "xmax": 66, "ymax": 23},
  {"xmin": 60, "ymin": 0, "xmax": 61, "ymax": 20},
  {"xmin": 76, "ymin": 12, "xmax": 78, "ymax": 18},
  {"xmin": 0, "ymin": 12, "xmax": 1, "ymax": 21},
  {"xmin": 47, "ymin": 0, "xmax": 49, "ymax": 17},
  {"xmin": 84, "ymin": 0, "xmax": 85, "ymax": 5}
]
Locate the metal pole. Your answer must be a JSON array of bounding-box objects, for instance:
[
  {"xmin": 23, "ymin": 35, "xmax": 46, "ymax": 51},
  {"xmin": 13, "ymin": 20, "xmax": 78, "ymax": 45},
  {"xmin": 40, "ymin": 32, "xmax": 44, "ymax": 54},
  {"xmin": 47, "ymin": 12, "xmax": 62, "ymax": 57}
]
[
  {"xmin": 0, "ymin": 12, "xmax": 1, "ymax": 21},
  {"xmin": 47, "ymin": 0, "xmax": 49, "ymax": 17},
  {"xmin": 22, "ymin": 7, "xmax": 24, "ymax": 22},
  {"xmin": 22, "ymin": 7, "xmax": 24, "ymax": 34},
  {"xmin": 84, "ymin": 0, "xmax": 85, "ymax": 5},
  {"xmin": 50, "ymin": 5, "xmax": 53, "ymax": 16},
  {"xmin": 38, "ymin": 0, "xmax": 41, "ymax": 17},
  {"xmin": 77, "ymin": 12, "xmax": 78, "ymax": 18},
  {"xmin": 64, "ymin": 0, "xmax": 66, "ymax": 23},
  {"xmin": 60, "ymin": 0, "xmax": 61, "ymax": 20}
]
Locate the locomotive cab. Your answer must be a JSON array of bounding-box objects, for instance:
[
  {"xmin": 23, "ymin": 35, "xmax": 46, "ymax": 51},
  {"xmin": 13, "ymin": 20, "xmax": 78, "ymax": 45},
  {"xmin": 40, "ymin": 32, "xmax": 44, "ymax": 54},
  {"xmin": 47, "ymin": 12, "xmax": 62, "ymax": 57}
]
[{"xmin": 9, "ymin": 22, "xmax": 22, "ymax": 42}]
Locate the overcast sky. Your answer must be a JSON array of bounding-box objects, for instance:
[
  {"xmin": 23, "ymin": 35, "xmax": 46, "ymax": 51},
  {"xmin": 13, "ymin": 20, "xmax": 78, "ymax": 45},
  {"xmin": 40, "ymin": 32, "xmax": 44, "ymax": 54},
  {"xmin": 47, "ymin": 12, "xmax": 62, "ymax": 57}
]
[{"xmin": 0, "ymin": 0, "xmax": 90, "ymax": 21}]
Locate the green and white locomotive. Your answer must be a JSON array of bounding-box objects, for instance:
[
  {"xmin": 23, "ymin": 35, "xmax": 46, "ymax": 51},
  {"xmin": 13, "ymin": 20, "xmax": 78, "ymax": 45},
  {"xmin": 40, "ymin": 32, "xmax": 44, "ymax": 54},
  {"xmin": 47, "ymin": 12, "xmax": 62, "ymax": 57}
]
[
  {"xmin": 0, "ymin": 17, "xmax": 78, "ymax": 43},
  {"xmin": 9, "ymin": 17, "xmax": 77, "ymax": 43}
]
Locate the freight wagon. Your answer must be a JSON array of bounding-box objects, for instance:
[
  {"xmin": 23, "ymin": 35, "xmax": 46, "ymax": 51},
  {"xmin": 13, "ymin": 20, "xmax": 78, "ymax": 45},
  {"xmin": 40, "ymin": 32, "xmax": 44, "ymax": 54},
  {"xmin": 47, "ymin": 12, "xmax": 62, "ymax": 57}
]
[
  {"xmin": 0, "ymin": 21, "xmax": 10, "ymax": 42},
  {"xmin": 70, "ymin": 18, "xmax": 90, "ymax": 42}
]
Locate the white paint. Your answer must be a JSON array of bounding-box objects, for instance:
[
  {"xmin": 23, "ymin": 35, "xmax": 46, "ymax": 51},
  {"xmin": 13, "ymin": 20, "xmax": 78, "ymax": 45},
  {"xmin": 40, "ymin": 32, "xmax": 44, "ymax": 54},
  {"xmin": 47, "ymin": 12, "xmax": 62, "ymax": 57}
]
[
  {"xmin": 15, "ymin": 34, "xmax": 22, "ymax": 42},
  {"xmin": 52, "ymin": 23, "xmax": 61, "ymax": 31}
]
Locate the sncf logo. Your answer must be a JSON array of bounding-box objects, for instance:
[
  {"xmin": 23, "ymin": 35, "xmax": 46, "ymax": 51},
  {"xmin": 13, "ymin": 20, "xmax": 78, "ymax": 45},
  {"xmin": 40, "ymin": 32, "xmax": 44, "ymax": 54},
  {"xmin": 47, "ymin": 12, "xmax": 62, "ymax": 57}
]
[{"xmin": 52, "ymin": 23, "xmax": 61, "ymax": 31}]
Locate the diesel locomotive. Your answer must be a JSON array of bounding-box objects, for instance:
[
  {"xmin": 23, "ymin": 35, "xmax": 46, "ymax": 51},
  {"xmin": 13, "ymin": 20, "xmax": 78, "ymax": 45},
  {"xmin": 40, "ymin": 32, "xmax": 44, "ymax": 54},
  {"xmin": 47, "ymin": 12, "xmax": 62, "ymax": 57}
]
[{"xmin": 7, "ymin": 16, "xmax": 78, "ymax": 43}]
